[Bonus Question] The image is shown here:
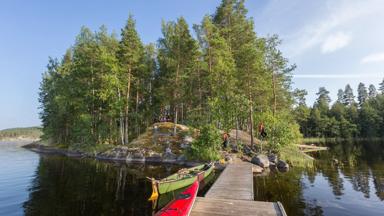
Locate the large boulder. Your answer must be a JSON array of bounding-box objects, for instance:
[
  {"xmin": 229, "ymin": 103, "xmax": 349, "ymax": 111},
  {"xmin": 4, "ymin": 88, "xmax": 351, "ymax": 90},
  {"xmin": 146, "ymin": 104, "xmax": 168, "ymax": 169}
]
[
  {"xmin": 251, "ymin": 154, "xmax": 270, "ymax": 168},
  {"xmin": 268, "ymin": 154, "xmax": 278, "ymax": 164},
  {"xmin": 277, "ymin": 160, "xmax": 289, "ymax": 172},
  {"xmin": 252, "ymin": 165, "xmax": 264, "ymax": 173}
]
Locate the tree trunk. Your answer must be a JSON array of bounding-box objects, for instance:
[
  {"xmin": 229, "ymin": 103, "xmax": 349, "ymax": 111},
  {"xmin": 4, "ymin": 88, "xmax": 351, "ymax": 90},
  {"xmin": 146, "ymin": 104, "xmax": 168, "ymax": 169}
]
[
  {"xmin": 272, "ymin": 72, "xmax": 277, "ymax": 117},
  {"xmin": 135, "ymin": 81, "xmax": 139, "ymax": 136},
  {"xmin": 174, "ymin": 41, "xmax": 180, "ymax": 135},
  {"xmin": 249, "ymin": 101, "xmax": 254, "ymax": 148},
  {"xmin": 118, "ymin": 87, "xmax": 124, "ymax": 145},
  {"xmin": 181, "ymin": 103, "xmax": 184, "ymax": 124},
  {"xmin": 124, "ymin": 69, "xmax": 132, "ymax": 145},
  {"xmin": 236, "ymin": 117, "xmax": 239, "ymax": 146}
]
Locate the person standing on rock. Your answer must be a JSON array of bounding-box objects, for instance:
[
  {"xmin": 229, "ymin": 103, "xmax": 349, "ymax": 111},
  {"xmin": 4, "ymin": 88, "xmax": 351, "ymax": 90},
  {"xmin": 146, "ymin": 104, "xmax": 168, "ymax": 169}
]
[
  {"xmin": 258, "ymin": 122, "xmax": 267, "ymax": 138},
  {"xmin": 222, "ymin": 132, "xmax": 229, "ymax": 149}
]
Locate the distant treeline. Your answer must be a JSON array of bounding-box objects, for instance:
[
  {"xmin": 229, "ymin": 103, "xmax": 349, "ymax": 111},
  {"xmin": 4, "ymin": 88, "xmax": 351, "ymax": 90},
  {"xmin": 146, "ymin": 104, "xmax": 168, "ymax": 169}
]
[
  {"xmin": 39, "ymin": 0, "xmax": 300, "ymax": 151},
  {"xmin": 0, "ymin": 127, "xmax": 42, "ymax": 140},
  {"xmin": 294, "ymin": 80, "xmax": 384, "ymax": 138}
]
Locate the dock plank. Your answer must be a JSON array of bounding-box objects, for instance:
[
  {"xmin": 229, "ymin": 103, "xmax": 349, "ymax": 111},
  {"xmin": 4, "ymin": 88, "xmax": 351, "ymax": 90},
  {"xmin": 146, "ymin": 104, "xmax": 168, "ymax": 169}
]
[
  {"xmin": 191, "ymin": 197, "xmax": 285, "ymax": 216},
  {"xmin": 190, "ymin": 161, "xmax": 286, "ymax": 215},
  {"xmin": 205, "ymin": 162, "xmax": 253, "ymax": 200}
]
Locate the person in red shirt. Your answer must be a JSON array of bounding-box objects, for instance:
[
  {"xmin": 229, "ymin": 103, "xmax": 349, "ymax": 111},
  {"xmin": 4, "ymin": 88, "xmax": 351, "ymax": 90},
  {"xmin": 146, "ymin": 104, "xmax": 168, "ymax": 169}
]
[
  {"xmin": 222, "ymin": 132, "xmax": 229, "ymax": 149},
  {"xmin": 258, "ymin": 122, "xmax": 267, "ymax": 138}
]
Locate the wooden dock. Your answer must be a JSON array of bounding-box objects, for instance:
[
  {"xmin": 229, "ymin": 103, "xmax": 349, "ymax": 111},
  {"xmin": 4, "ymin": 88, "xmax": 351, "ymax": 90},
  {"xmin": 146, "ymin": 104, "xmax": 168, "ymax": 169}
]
[{"xmin": 190, "ymin": 161, "xmax": 287, "ymax": 216}]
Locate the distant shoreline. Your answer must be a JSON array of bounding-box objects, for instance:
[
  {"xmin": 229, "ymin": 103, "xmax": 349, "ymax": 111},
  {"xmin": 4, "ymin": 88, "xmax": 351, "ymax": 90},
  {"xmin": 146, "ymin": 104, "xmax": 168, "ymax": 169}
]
[{"xmin": 0, "ymin": 137, "xmax": 40, "ymax": 142}]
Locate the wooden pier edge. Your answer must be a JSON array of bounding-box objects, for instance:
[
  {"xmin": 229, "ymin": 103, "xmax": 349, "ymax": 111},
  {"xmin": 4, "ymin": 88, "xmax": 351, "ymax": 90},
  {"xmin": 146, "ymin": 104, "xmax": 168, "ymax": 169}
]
[
  {"xmin": 191, "ymin": 161, "xmax": 287, "ymax": 215},
  {"xmin": 275, "ymin": 201, "xmax": 288, "ymax": 216}
]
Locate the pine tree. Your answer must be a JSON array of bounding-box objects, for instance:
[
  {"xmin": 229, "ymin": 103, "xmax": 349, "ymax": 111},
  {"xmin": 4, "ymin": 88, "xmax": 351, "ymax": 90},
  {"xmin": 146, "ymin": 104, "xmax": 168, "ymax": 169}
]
[
  {"xmin": 357, "ymin": 82, "xmax": 368, "ymax": 106},
  {"xmin": 157, "ymin": 17, "xmax": 199, "ymax": 134},
  {"xmin": 337, "ymin": 89, "xmax": 344, "ymax": 103},
  {"xmin": 197, "ymin": 15, "xmax": 237, "ymax": 131},
  {"xmin": 379, "ymin": 78, "xmax": 384, "ymax": 94},
  {"xmin": 118, "ymin": 15, "xmax": 144, "ymax": 144},
  {"xmin": 343, "ymin": 84, "xmax": 355, "ymax": 106},
  {"xmin": 368, "ymin": 84, "xmax": 377, "ymax": 98}
]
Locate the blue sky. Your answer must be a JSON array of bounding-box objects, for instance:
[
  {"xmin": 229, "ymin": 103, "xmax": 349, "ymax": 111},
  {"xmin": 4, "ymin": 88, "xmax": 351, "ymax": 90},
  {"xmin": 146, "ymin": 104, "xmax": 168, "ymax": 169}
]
[{"xmin": 0, "ymin": 0, "xmax": 383, "ymax": 130}]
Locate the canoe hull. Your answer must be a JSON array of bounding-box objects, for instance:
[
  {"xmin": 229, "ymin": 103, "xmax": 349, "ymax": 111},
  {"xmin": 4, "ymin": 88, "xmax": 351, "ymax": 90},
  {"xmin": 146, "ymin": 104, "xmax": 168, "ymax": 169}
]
[
  {"xmin": 155, "ymin": 180, "xmax": 199, "ymax": 216},
  {"xmin": 157, "ymin": 163, "xmax": 214, "ymax": 194}
]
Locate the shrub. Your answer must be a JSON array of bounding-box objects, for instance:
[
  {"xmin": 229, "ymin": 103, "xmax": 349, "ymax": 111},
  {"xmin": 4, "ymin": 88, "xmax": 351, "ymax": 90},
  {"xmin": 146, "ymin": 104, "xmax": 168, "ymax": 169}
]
[
  {"xmin": 186, "ymin": 124, "xmax": 222, "ymax": 161},
  {"xmin": 255, "ymin": 110, "xmax": 302, "ymax": 152}
]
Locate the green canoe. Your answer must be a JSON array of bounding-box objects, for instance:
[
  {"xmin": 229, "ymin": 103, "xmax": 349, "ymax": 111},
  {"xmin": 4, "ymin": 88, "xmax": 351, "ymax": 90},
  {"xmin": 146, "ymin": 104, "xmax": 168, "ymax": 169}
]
[{"xmin": 149, "ymin": 162, "xmax": 214, "ymax": 195}]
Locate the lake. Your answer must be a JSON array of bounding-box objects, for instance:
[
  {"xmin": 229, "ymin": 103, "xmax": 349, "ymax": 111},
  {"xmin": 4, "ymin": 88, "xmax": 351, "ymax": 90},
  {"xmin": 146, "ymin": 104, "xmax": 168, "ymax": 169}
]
[
  {"xmin": 1, "ymin": 140, "xmax": 383, "ymax": 216},
  {"xmin": 0, "ymin": 141, "xmax": 217, "ymax": 216},
  {"xmin": 254, "ymin": 140, "xmax": 384, "ymax": 216}
]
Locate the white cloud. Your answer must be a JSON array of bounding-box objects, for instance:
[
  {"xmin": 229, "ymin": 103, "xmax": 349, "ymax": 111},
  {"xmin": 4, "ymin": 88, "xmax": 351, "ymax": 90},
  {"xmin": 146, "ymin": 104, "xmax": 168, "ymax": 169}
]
[
  {"xmin": 321, "ymin": 32, "xmax": 350, "ymax": 53},
  {"xmin": 281, "ymin": 0, "xmax": 384, "ymax": 57},
  {"xmin": 361, "ymin": 52, "xmax": 384, "ymax": 64}
]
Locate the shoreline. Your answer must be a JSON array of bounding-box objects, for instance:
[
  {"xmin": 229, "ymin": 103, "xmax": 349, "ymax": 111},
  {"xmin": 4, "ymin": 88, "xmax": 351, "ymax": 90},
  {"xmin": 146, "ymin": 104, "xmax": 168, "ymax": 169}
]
[{"xmin": 22, "ymin": 142, "xmax": 203, "ymax": 167}]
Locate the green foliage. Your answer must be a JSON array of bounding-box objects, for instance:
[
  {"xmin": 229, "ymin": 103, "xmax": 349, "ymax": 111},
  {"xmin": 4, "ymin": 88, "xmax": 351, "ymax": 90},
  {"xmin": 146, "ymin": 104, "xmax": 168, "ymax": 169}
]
[
  {"xmin": 187, "ymin": 124, "xmax": 222, "ymax": 161},
  {"xmin": 39, "ymin": 1, "xmax": 299, "ymax": 154},
  {"xmin": 296, "ymin": 82, "xmax": 384, "ymax": 139},
  {"xmin": 255, "ymin": 110, "xmax": 302, "ymax": 151},
  {"xmin": 279, "ymin": 146, "xmax": 313, "ymax": 168},
  {"xmin": 0, "ymin": 127, "xmax": 42, "ymax": 140}
]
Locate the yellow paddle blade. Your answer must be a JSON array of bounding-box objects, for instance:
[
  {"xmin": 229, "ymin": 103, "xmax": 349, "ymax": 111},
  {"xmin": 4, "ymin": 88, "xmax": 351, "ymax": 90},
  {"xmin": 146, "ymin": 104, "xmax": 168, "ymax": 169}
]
[
  {"xmin": 148, "ymin": 191, "xmax": 158, "ymax": 201},
  {"xmin": 148, "ymin": 178, "xmax": 159, "ymax": 201}
]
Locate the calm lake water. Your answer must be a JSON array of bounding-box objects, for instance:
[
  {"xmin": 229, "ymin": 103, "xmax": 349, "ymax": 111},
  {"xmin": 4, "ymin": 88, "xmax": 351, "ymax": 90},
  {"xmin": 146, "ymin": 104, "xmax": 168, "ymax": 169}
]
[
  {"xmin": 0, "ymin": 141, "xmax": 217, "ymax": 216},
  {"xmin": 254, "ymin": 140, "xmax": 384, "ymax": 216},
  {"xmin": 1, "ymin": 140, "xmax": 383, "ymax": 216}
]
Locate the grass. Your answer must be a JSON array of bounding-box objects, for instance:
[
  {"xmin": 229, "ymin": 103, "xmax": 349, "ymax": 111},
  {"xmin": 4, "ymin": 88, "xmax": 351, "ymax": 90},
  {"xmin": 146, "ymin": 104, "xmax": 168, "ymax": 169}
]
[
  {"xmin": 301, "ymin": 137, "xmax": 384, "ymax": 144},
  {"xmin": 279, "ymin": 145, "xmax": 314, "ymax": 168}
]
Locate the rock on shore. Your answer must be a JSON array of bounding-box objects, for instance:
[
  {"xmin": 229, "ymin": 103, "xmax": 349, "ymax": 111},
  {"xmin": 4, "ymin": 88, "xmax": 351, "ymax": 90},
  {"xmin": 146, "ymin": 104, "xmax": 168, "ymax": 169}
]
[{"xmin": 251, "ymin": 154, "xmax": 270, "ymax": 168}]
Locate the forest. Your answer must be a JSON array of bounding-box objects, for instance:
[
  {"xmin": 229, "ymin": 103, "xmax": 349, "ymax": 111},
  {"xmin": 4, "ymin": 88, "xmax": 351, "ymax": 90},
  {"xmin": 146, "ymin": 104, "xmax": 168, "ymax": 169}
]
[
  {"xmin": 0, "ymin": 127, "xmax": 42, "ymax": 140},
  {"xmin": 294, "ymin": 80, "xmax": 384, "ymax": 138},
  {"xmin": 39, "ymin": 0, "xmax": 301, "ymax": 152}
]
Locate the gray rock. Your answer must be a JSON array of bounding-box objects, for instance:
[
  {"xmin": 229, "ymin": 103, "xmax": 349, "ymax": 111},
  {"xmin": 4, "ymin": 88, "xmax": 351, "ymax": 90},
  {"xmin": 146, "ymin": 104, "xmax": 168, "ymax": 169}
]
[
  {"xmin": 255, "ymin": 167, "xmax": 270, "ymax": 177},
  {"xmin": 277, "ymin": 160, "xmax": 289, "ymax": 172},
  {"xmin": 252, "ymin": 165, "xmax": 263, "ymax": 173},
  {"xmin": 243, "ymin": 145, "xmax": 252, "ymax": 155},
  {"xmin": 183, "ymin": 136, "xmax": 194, "ymax": 143},
  {"xmin": 268, "ymin": 154, "xmax": 278, "ymax": 163},
  {"xmin": 251, "ymin": 154, "xmax": 270, "ymax": 168},
  {"xmin": 225, "ymin": 155, "xmax": 233, "ymax": 163},
  {"xmin": 177, "ymin": 154, "xmax": 186, "ymax": 161},
  {"xmin": 133, "ymin": 152, "xmax": 144, "ymax": 159},
  {"xmin": 163, "ymin": 152, "xmax": 177, "ymax": 160},
  {"xmin": 180, "ymin": 143, "xmax": 190, "ymax": 149},
  {"xmin": 165, "ymin": 147, "xmax": 172, "ymax": 154}
]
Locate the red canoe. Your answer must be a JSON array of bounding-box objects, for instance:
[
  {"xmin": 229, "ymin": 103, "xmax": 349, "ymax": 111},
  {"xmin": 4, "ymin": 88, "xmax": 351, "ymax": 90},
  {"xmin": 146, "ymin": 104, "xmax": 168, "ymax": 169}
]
[{"xmin": 155, "ymin": 180, "xmax": 199, "ymax": 216}]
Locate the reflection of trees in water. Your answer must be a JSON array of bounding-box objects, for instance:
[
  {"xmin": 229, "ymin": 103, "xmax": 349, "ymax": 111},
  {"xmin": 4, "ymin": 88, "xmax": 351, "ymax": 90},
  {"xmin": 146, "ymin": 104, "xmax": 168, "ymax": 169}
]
[
  {"xmin": 318, "ymin": 140, "xmax": 384, "ymax": 199},
  {"xmin": 303, "ymin": 199, "xmax": 324, "ymax": 216},
  {"xmin": 342, "ymin": 164, "xmax": 370, "ymax": 198},
  {"xmin": 23, "ymin": 156, "xmax": 181, "ymax": 216},
  {"xmin": 254, "ymin": 140, "xmax": 384, "ymax": 215},
  {"xmin": 304, "ymin": 167, "xmax": 317, "ymax": 184},
  {"xmin": 313, "ymin": 157, "xmax": 345, "ymax": 197},
  {"xmin": 371, "ymin": 163, "xmax": 384, "ymax": 200},
  {"xmin": 254, "ymin": 169, "xmax": 324, "ymax": 216}
]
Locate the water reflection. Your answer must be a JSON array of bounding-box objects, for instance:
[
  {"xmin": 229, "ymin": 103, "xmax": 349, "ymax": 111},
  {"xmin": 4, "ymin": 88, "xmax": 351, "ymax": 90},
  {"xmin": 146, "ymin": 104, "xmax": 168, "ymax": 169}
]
[
  {"xmin": 254, "ymin": 140, "xmax": 384, "ymax": 216},
  {"xmin": 23, "ymin": 156, "xmax": 183, "ymax": 216}
]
